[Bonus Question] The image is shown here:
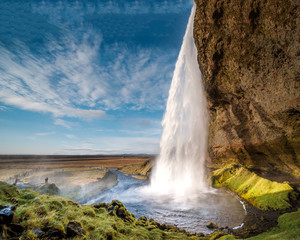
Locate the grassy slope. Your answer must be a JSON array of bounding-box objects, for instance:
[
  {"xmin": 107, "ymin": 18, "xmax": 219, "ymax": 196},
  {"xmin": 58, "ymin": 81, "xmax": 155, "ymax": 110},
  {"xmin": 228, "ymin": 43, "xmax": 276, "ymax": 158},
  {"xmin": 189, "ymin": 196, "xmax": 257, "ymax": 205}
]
[
  {"xmin": 212, "ymin": 164, "xmax": 297, "ymax": 211},
  {"xmin": 0, "ymin": 182, "xmax": 196, "ymax": 240},
  {"xmin": 216, "ymin": 209, "xmax": 300, "ymax": 240},
  {"xmin": 1, "ymin": 165, "xmax": 300, "ymax": 240}
]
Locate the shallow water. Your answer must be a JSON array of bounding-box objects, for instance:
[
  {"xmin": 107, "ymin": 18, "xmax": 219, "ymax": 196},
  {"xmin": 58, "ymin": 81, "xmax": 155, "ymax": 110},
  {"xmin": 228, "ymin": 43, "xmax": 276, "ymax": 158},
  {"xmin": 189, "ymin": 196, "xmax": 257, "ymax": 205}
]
[{"xmin": 84, "ymin": 170, "xmax": 246, "ymax": 234}]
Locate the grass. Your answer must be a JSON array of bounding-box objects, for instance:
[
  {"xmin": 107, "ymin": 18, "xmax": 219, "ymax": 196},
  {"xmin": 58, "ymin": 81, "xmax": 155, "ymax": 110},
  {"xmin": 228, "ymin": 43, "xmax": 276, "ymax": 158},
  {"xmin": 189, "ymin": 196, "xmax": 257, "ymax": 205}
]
[
  {"xmin": 212, "ymin": 164, "xmax": 297, "ymax": 210},
  {"xmin": 246, "ymin": 208, "xmax": 300, "ymax": 240},
  {"xmin": 1, "ymin": 164, "xmax": 299, "ymax": 240},
  {"xmin": 215, "ymin": 208, "xmax": 300, "ymax": 240},
  {"xmin": 0, "ymin": 181, "xmax": 195, "ymax": 239}
]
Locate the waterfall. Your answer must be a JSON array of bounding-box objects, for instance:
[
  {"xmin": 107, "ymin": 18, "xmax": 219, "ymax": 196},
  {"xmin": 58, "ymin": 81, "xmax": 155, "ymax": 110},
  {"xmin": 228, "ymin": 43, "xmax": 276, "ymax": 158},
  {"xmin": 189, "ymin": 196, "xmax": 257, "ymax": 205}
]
[{"xmin": 150, "ymin": 4, "xmax": 209, "ymax": 201}]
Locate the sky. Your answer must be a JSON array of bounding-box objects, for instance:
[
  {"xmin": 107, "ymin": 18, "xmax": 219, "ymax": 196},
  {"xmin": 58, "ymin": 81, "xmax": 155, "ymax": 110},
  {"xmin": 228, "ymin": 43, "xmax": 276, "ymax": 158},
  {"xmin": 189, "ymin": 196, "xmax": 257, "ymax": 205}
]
[{"xmin": 0, "ymin": 0, "xmax": 193, "ymax": 155}]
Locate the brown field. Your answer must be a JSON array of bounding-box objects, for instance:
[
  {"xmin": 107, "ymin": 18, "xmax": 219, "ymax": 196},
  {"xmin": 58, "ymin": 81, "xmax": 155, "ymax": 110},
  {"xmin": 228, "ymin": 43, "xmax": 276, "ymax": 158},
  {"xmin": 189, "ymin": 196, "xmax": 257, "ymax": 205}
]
[
  {"xmin": 0, "ymin": 155, "xmax": 151, "ymax": 170},
  {"xmin": 0, "ymin": 155, "xmax": 152, "ymax": 202}
]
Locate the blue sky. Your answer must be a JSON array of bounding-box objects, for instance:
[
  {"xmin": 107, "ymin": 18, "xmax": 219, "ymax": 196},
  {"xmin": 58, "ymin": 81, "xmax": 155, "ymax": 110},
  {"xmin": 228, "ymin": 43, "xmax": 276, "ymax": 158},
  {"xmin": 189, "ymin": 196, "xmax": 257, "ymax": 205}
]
[{"xmin": 0, "ymin": 0, "xmax": 193, "ymax": 155}]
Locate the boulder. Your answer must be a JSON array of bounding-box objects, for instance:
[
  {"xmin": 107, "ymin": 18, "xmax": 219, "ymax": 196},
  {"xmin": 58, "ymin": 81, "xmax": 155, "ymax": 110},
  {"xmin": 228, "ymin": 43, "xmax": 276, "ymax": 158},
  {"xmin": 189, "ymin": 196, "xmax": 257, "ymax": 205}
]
[
  {"xmin": 32, "ymin": 228, "xmax": 45, "ymax": 238},
  {"xmin": 6, "ymin": 223, "xmax": 24, "ymax": 238},
  {"xmin": 42, "ymin": 227, "xmax": 65, "ymax": 239},
  {"xmin": 39, "ymin": 183, "xmax": 60, "ymax": 195},
  {"xmin": 66, "ymin": 221, "xmax": 84, "ymax": 238},
  {"xmin": 0, "ymin": 205, "xmax": 14, "ymax": 225},
  {"xmin": 206, "ymin": 222, "xmax": 218, "ymax": 229}
]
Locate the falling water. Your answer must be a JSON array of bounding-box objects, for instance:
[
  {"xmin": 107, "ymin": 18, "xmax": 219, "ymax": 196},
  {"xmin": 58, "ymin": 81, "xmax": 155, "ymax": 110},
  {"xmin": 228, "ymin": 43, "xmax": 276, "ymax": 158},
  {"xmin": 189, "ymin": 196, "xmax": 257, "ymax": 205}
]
[{"xmin": 150, "ymin": 4, "xmax": 209, "ymax": 201}]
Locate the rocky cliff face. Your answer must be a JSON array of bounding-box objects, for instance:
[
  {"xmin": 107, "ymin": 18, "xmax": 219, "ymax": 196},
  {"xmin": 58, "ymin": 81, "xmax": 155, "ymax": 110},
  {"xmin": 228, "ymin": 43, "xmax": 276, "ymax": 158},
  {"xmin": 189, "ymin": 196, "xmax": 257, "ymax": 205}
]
[{"xmin": 193, "ymin": 0, "xmax": 300, "ymax": 174}]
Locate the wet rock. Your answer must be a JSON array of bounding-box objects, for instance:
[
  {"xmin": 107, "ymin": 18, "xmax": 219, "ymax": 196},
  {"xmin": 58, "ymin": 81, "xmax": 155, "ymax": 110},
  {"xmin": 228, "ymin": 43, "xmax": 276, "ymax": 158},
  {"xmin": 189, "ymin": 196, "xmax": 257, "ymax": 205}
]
[
  {"xmin": 66, "ymin": 221, "xmax": 84, "ymax": 238},
  {"xmin": 0, "ymin": 205, "xmax": 14, "ymax": 225},
  {"xmin": 206, "ymin": 222, "xmax": 218, "ymax": 229},
  {"xmin": 32, "ymin": 228, "xmax": 45, "ymax": 238}
]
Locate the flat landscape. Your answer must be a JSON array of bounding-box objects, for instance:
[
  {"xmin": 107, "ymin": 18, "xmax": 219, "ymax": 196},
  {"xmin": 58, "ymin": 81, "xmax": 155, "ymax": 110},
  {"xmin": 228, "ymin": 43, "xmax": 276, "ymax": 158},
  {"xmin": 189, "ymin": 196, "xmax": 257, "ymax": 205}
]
[{"xmin": 0, "ymin": 155, "xmax": 151, "ymax": 202}]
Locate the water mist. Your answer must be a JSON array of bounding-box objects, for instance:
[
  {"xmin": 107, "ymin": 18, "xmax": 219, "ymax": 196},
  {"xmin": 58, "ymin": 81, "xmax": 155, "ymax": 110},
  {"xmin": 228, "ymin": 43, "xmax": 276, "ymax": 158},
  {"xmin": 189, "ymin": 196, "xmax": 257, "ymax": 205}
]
[{"xmin": 150, "ymin": 4, "xmax": 209, "ymax": 201}]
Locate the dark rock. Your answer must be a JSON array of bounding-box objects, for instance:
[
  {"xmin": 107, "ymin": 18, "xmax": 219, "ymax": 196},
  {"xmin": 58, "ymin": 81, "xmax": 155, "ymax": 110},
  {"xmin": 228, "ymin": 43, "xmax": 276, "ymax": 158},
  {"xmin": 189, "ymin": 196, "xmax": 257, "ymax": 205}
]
[
  {"xmin": 66, "ymin": 221, "xmax": 84, "ymax": 238},
  {"xmin": 0, "ymin": 205, "xmax": 14, "ymax": 225},
  {"xmin": 206, "ymin": 222, "xmax": 218, "ymax": 229},
  {"xmin": 116, "ymin": 206, "xmax": 126, "ymax": 218},
  {"xmin": 6, "ymin": 224, "xmax": 24, "ymax": 238},
  {"xmin": 93, "ymin": 202, "xmax": 108, "ymax": 209},
  {"xmin": 165, "ymin": 224, "xmax": 180, "ymax": 232},
  {"xmin": 42, "ymin": 227, "xmax": 65, "ymax": 239},
  {"xmin": 32, "ymin": 228, "xmax": 45, "ymax": 238},
  {"xmin": 138, "ymin": 216, "xmax": 147, "ymax": 221}
]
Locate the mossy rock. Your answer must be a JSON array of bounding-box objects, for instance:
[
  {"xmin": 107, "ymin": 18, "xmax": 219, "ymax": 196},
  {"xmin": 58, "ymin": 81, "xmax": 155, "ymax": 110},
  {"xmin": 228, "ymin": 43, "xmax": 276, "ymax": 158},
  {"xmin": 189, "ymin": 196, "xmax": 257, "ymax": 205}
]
[
  {"xmin": 212, "ymin": 164, "xmax": 297, "ymax": 210},
  {"xmin": 39, "ymin": 183, "xmax": 60, "ymax": 196}
]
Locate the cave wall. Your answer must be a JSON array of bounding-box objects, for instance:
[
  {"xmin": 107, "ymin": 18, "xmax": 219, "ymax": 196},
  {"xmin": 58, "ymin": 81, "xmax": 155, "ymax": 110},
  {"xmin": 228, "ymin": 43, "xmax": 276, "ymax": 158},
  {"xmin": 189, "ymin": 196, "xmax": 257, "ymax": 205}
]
[{"xmin": 193, "ymin": 0, "xmax": 300, "ymax": 173}]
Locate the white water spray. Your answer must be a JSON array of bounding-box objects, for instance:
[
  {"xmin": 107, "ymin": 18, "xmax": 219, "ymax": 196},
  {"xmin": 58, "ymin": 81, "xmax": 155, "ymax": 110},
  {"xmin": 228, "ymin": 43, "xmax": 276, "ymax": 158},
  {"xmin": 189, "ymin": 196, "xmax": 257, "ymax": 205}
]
[{"xmin": 150, "ymin": 5, "xmax": 209, "ymax": 201}]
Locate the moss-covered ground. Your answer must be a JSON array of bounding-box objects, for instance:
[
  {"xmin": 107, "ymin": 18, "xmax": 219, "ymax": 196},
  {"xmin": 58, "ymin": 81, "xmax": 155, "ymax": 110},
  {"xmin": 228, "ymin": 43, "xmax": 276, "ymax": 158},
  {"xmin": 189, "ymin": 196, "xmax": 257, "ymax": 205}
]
[
  {"xmin": 1, "ymin": 164, "xmax": 300, "ymax": 240},
  {"xmin": 212, "ymin": 164, "xmax": 298, "ymax": 211},
  {"xmin": 0, "ymin": 181, "xmax": 197, "ymax": 239},
  {"xmin": 215, "ymin": 208, "xmax": 300, "ymax": 240}
]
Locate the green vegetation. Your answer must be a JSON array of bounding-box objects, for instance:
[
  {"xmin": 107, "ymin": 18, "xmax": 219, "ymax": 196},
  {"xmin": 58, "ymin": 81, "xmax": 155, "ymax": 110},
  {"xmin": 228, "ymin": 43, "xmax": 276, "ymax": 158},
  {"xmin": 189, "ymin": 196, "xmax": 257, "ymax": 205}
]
[
  {"xmin": 247, "ymin": 208, "xmax": 300, "ymax": 240},
  {"xmin": 1, "ymin": 173, "xmax": 299, "ymax": 240},
  {"xmin": 215, "ymin": 209, "xmax": 300, "ymax": 240},
  {"xmin": 212, "ymin": 164, "xmax": 297, "ymax": 211},
  {"xmin": 0, "ymin": 181, "xmax": 197, "ymax": 240}
]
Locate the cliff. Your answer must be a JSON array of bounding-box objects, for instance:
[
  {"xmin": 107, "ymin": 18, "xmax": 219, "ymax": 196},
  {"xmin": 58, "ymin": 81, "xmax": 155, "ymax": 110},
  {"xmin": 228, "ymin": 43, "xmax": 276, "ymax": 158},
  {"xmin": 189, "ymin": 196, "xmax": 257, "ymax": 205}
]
[{"xmin": 193, "ymin": 0, "xmax": 300, "ymax": 174}]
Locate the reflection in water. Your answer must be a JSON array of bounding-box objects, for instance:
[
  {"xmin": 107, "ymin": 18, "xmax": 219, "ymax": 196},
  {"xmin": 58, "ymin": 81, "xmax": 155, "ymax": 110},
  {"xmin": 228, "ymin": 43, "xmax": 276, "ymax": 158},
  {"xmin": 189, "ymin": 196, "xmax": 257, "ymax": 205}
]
[{"xmin": 84, "ymin": 170, "xmax": 246, "ymax": 234}]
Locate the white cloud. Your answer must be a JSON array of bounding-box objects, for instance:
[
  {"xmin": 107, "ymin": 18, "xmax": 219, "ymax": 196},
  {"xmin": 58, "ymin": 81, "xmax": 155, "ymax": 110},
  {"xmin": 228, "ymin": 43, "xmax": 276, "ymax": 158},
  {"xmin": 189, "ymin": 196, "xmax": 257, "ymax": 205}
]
[
  {"xmin": 0, "ymin": 38, "xmax": 106, "ymax": 120},
  {"xmin": 0, "ymin": 0, "xmax": 182, "ymax": 122},
  {"xmin": 65, "ymin": 134, "xmax": 77, "ymax": 139},
  {"xmin": 54, "ymin": 119, "xmax": 73, "ymax": 129},
  {"xmin": 0, "ymin": 105, "xmax": 9, "ymax": 111},
  {"xmin": 0, "ymin": 35, "xmax": 175, "ymax": 118},
  {"xmin": 36, "ymin": 131, "xmax": 56, "ymax": 136}
]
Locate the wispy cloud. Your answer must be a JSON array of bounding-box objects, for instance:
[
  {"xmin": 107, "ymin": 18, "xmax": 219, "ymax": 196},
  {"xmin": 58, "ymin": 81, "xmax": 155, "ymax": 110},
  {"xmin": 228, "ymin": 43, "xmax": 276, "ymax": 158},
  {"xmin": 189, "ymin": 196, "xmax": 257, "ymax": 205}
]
[
  {"xmin": 36, "ymin": 131, "xmax": 56, "ymax": 136},
  {"xmin": 0, "ymin": 106, "xmax": 9, "ymax": 111},
  {"xmin": 54, "ymin": 119, "xmax": 74, "ymax": 129},
  {"xmin": 0, "ymin": 36, "xmax": 175, "ymax": 118},
  {"xmin": 65, "ymin": 134, "xmax": 77, "ymax": 139},
  {"xmin": 28, "ymin": 131, "xmax": 56, "ymax": 140},
  {"xmin": 0, "ymin": 36, "xmax": 106, "ymax": 120}
]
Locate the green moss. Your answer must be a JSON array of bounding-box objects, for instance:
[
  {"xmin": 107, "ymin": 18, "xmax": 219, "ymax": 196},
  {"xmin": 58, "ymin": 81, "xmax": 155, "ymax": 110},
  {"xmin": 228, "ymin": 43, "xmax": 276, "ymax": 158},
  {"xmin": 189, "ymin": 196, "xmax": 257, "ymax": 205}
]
[
  {"xmin": 247, "ymin": 209, "xmax": 300, "ymax": 240},
  {"xmin": 209, "ymin": 232, "xmax": 230, "ymax": 240},
  {"xmin": 218, "ymin": 235, "xmax": 236, "ymax": 240},
  {"xmin": 0, "ymin": 181, "xmax": 197, "ymax": 240},
  {"xmin": 0, "ymin": 181, "xmax": 20, "ymax": 204},
  {"xmin": 212, "ymin": 165, "xmax": 297, "ymax": 210}
]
